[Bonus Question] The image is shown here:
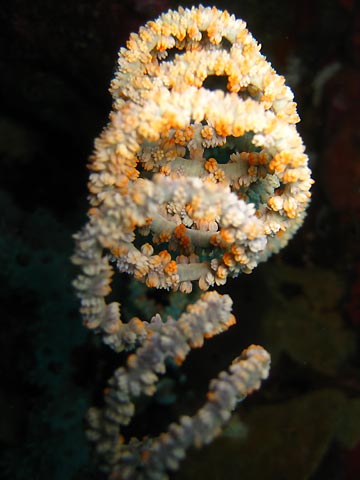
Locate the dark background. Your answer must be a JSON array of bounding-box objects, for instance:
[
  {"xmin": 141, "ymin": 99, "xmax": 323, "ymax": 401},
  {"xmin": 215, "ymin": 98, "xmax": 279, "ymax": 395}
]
[{"xmin": 0, "ymin": 0, "xmax": 359, "ymax": 479}]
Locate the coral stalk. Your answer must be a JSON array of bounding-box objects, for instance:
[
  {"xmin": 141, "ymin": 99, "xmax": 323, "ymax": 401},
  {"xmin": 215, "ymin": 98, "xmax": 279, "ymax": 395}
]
[{"xmin": 72, "ymin": 5, "xmax": 312, "ymax": 478}]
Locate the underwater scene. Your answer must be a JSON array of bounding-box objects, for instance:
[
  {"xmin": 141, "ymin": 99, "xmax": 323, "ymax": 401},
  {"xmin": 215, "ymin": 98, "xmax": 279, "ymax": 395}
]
[{"xmin": 0, "ymin": 0, "xmax": 359, "ymax": 479}]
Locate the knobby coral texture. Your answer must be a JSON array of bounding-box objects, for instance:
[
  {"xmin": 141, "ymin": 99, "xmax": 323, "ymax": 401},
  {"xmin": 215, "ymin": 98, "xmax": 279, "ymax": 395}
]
[{"xmin": 72, "ymin": 5, "xmax": 313, "ymax": 479}]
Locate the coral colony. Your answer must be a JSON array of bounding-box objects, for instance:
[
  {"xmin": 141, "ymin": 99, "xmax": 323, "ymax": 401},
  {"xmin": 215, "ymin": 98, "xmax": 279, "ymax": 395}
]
[{"xmin": 72, "ymin": 5, "xmax": 313, "ymax": 479}]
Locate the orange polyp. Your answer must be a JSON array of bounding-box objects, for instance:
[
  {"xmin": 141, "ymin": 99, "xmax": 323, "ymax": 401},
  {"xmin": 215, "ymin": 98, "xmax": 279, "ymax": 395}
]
[
  {"xmin": 226, "ymin": 314, "xmax": 237, "ymax": 327},
  {"xmin": 204, "ymin": 157, "xmax": 218, "ymax": 173},
  {"xmin": 187, "ymin": 25, "xmax": 198, "ymax": 39},
  {"xmin": 127, "ymin": 353, "xmax": 137, "ymax": 368},
  {"xmin": 207, "ymin": 391, "xmax": 217, "ymax": 401},
  {"xmin": 283, "ymin": 170, "xmax": 299, "ymax": 183},
  {"xmin": 130, "ymin": 317, "xmax": 146, "ymax": 334},
  {"xmin": 158, "ymin": 250, "xmax": 172, "ymax": 263},
  {"xmin": 110, "ymin": 245, "xmax": 128, "ymax": 258},
  {"xmin": 190, "ymin": 338, "xmax": 204, "ymax": 348},
  {"xmin": 132, "ymin": 190, "xmax": 146, "ymax": 205},
  {"xmin": 146, "ymin": 272, "xmax": 160, "ymax": 288},
  {"xmin": 214, "ymin": 119, "xmax": 232, "ymax": 137},
  {"xmin": 201, "ymin": 125, "xmax": 213, "ymax": 140},
  {"xmin": 179, "ymin": 235, "xmax": 191, "ymax": 250},
  {"xmin": 174, "ymin": 223, "xmax": 187, "ymax": 238},
  {"xmin": 134, "ymin": 270, "xmax": 145, "ymax": 280},
  {"xmin": 88, "ymin": 207, "xmax": 99, "ymax": 216},
  {"xmin": 164, "ymin": 260, "xmax": 178, "ymax": 274},
  {"xmin": 174, "ymin": 355, "xmax": 185, "ymax": 366},
  {"xmin": 88, "ymin": 162, "xmax": 106, "ymax": 172},
  {"xmin": 247, "ymin": 152, "xmax": 259, "ymax": 165},
  {"xmin": 204, "ymin": 332, "xmax": 215, "ymax": 339},
  {"xmin": 114, "ymin": 176, "xmax": 129, "ymax": 190},
  {"xmin": 247, "ymin": 165, "xmax": 257, "ymax": 176},
  {"xmin": 210, "ymin": 233, "xmax": 220, "ymax": 246},
  {"xmin": 157, "ymin": 232, "xmax": 172, "ymax": 243},
  {"xmin": 223, "ymin": 252, "xmax": 235, "ymax": 267},
  {"xmin": 269, "ymin": 152, "xmax": 292, "ymax": 173},
  {"xmin": 220, "ymin": 229, "xmax": 234, "ymax": 244},
  {"xmin": 216, "ymin": 265, "xmax": 228, "ymax": 279}
]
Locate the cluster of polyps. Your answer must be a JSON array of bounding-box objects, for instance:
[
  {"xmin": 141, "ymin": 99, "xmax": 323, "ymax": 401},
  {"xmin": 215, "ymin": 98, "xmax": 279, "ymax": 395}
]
[{"xmin": 72, "ymin": 6, "xmax": 312, "ymax": 478}]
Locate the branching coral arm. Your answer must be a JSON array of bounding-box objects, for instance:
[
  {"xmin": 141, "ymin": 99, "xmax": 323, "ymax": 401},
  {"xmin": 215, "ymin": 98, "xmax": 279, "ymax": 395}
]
[{"xmin": 72, "ymin": 5, "xmax": 313, "ymax": 479}]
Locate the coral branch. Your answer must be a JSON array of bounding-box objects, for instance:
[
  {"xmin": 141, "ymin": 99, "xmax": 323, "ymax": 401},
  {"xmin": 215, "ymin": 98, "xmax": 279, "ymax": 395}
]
[
  {"xmin": 72, "ymin": 5, "xmax": 313, "ymax": 478},
  {"xmin": 87, "ymin": 329, "xmax": 270, "ymax": 479}
]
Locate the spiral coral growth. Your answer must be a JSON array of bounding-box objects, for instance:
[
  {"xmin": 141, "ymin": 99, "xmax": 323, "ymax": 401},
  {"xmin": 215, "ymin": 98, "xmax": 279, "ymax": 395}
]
[{"xmin": 72, "ymin": 5, "xmax": 312, "ymax": 479}]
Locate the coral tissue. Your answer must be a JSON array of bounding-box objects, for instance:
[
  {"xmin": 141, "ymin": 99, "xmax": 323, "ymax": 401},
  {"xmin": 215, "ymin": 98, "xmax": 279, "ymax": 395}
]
[{"xmin": 72, "ymin": 5, "xmax": 313, "ymax": 479}]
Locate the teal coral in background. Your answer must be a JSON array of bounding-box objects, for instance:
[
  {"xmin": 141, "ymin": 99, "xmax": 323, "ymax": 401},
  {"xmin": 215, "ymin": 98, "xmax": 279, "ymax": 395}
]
[{"xmin": 0, "ymin": 190, "xmax": 91, "ymax": 479}]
